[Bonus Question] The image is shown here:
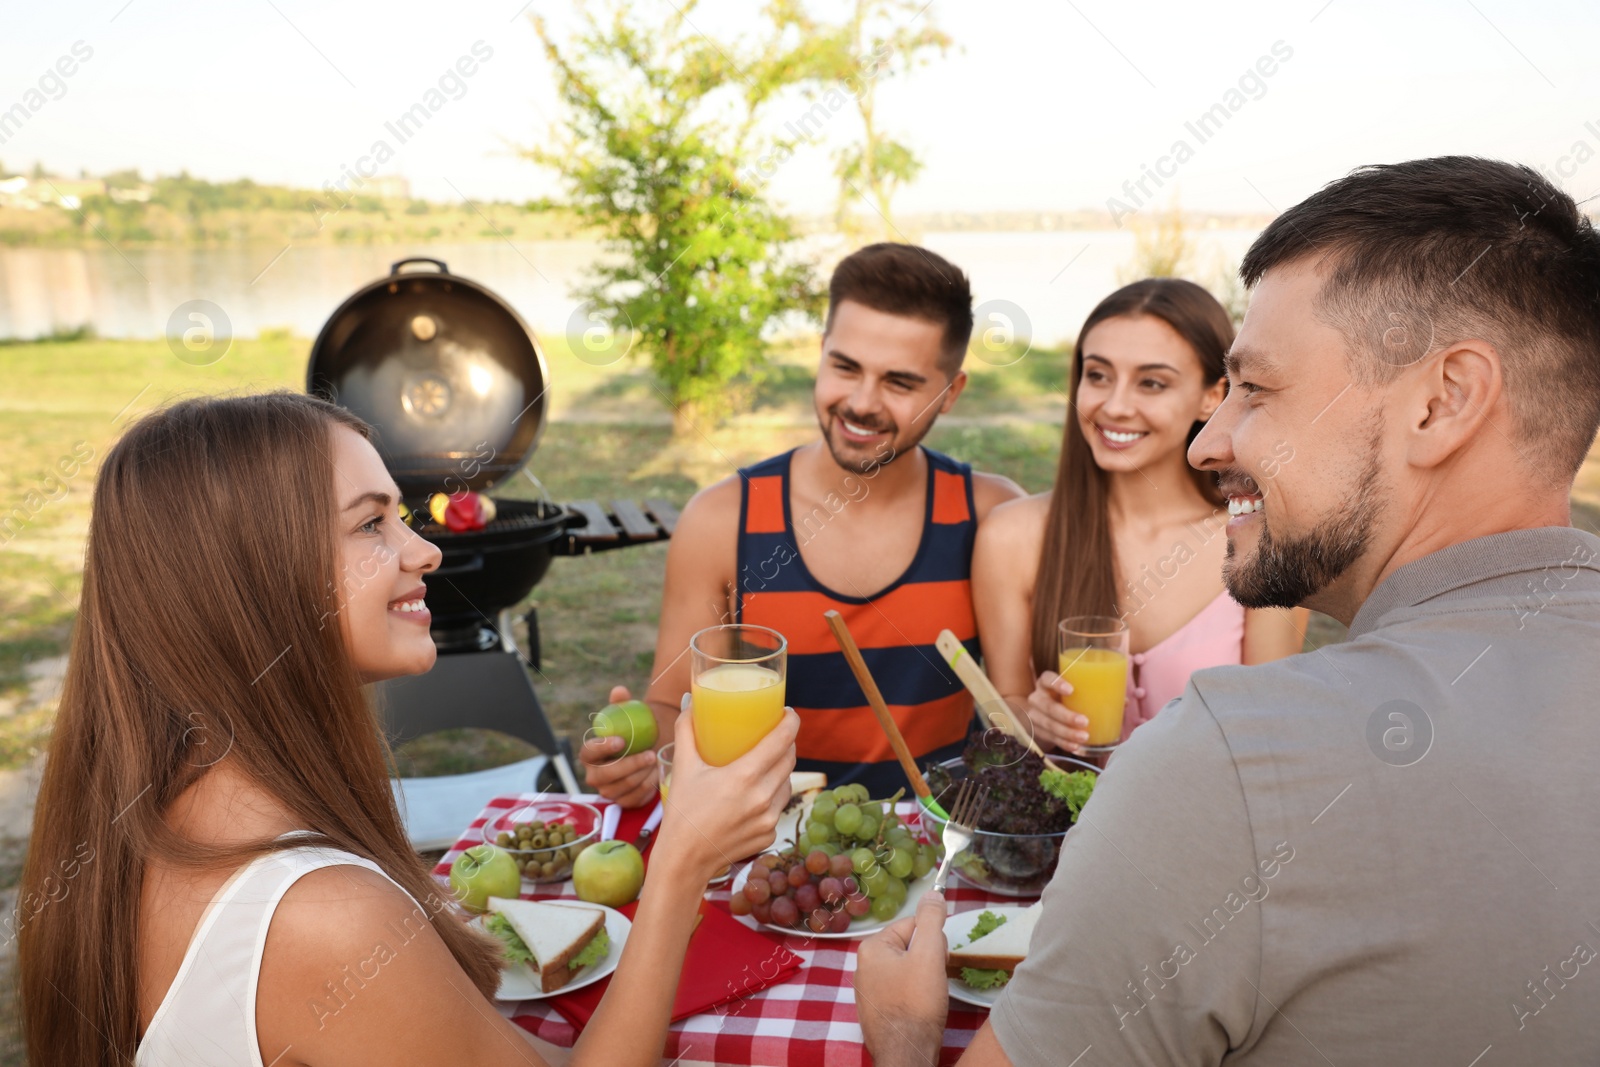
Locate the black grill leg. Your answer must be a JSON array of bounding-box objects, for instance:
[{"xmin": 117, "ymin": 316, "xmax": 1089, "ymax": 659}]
[{"xmin": 524, "ymin": 605, "xmax": 542, "ymax": 672}]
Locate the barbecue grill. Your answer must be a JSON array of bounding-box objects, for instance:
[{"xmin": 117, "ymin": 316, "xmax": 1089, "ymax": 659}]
[{"xmin": 309, "ymin": 257, "xmax": 677, "ymax": 799}]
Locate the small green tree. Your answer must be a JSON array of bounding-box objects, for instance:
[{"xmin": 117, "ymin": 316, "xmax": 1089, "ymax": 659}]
[
  {"xmin": 782, "ymin": 0, "xmax": 951, "ymax": 243},
  {"xmin": 528, "ymin": 2, "xmax": 824, "ymax": 434}
]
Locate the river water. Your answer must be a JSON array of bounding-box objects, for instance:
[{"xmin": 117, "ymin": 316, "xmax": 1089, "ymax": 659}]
[{"xmin": 0, "ymin": 229, "xmax": 1260, "ymax": 347}]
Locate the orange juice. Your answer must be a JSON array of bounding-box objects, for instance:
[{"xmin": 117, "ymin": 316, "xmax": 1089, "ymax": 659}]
[
  {"xmin": 691, "ymin": 663, "xmax": 785, "ymax": 766},
  {"xmin": 1058, "ymin": 647, "xmax": 1130, "ymax": 747}
]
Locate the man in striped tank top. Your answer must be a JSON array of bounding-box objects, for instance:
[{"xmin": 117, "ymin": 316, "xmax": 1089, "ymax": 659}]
[{"xmin": 582, "ymin": 243, "xmax": 1024, "ymax": 805}]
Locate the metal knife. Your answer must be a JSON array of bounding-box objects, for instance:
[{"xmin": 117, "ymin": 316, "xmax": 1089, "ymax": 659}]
[{"xmin": 632, "ymin": 800, "xmax": 665, "ymax": 853}]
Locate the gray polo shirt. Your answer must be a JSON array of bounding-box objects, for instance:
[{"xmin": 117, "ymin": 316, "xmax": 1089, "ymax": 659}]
[{"xmin": 992, "ymin": 527, "xmax": 1600, "ymax": 1066}]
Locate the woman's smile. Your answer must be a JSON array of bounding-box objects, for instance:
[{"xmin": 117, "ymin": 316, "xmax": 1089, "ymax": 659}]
[{"xmin": 387, "ymin": 586, "xmax": 430, "ymax": 624}]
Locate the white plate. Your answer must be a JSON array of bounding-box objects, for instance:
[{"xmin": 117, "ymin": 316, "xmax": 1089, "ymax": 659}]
[
  {"xmin": 729, "ymin": 862, "xmax": 937, "ymax": 940},
  {"xmin": 475, "ymin": 902, "xmax": 632, "ymax": 1001},
  {"xmin": 944, "ymin": 905, "xmax": 1033, "ymax": 1008}
]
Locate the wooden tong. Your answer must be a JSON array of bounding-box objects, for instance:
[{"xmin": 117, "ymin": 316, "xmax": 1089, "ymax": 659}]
[
  {"xmin": 823, "ymin": 610, "xmax": 948, "ymax": 819},
  {"xmin": 934, "ymin": 629, "xmax": 1046, "ymax": 758}
]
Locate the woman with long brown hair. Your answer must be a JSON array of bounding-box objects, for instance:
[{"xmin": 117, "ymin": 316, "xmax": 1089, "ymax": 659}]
[
  {"xmin": 973, "ymin": 279, "xmax": 1307, "ymax": 753},
  {"xmin": 17, "ymin": 391, "xmax": 797, "ymax": 1066}
]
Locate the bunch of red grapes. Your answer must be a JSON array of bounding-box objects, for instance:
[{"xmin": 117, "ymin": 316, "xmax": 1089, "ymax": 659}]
[
  {"xmin": 728, "ymin": 786, "xmax": 942, "ymax": 933},
  {"xmin": 729, "ymin": 847, "xmax": 870, "ymax": 934}
]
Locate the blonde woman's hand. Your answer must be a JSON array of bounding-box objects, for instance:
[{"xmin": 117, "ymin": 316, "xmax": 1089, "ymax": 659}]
[
  {"xmin": 654, "ymin": 699, "xmax": 798, "ymax": 882},
  {"xmin": 1022, "ymin": 671, "xmax": 1091, "ymax": 755}
]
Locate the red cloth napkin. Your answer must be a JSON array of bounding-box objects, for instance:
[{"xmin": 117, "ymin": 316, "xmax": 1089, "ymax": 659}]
[{"xmin": 545, "ymin": 897, "xmax": 803, "ymax": 1030}]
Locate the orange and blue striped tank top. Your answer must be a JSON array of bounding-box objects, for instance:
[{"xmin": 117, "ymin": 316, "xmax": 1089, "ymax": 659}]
[{"xmin": 735, "ymin": 447, "xmax": 981, "ymax": 795}]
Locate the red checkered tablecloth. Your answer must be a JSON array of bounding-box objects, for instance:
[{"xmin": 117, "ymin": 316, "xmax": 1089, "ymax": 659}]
[{"xmin": 434, "ymin": 793, "xmax": 1029, "ymax": 1067}]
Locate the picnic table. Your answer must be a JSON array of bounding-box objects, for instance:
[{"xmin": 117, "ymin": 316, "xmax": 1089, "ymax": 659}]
[{"xmin": 434, "ymin": 793, "xmax": 1026, "ymax": 1067}]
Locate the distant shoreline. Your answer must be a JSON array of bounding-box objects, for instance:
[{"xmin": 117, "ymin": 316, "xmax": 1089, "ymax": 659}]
[{"xmin": 0, "ymin": 201, "xmax": 1274, "ymax": 250}]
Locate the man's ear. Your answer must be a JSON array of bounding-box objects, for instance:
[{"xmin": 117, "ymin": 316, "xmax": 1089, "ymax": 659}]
[
  {"xmin": 1407, "ymin": 340, "xmax": 1501, "ymax": 469},
  {"xmin": 938, "ymin": 370, "xmax": 969, "ymax": 415},
  {"xmin": 1199, "ymin": 375, "xmax": 1227, "ymax": 420}
]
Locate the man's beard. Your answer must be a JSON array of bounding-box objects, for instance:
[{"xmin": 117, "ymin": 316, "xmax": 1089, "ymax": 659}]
[
  {"xmin": 819, "ymin": 407, "xmax": 932, "ymax": 475},
  {"xmin": 1224, "ymin": 428, "xmax": 1386, "ymax": 610}
]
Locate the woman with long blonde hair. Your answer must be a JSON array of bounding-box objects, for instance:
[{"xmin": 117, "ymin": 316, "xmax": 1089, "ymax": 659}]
[{"xmin": 18, "ymin": 391, "xmax": 797, "ymax": 1066}]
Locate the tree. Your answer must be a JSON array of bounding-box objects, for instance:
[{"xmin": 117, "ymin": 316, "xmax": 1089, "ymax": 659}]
[
  {"xmin": 1117, "ymin": 195, "xmax": 1193, "ymax": 283},
  {"xmin": 527, "ymin": 1, "xmax": 824, "ymax": 435},
  {"xmin": 783, "ymin": 0, "xmax": 952, "ymax": 244}
]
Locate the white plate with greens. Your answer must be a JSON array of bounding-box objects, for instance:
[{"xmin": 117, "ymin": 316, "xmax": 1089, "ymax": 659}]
[
  {"xmin": 944, "ymin": 905, "xmax": 1033, "ymax": 1008},
  {"xmin": 474, "ymin": 901, "xmax": 632, "ymax": 1001}
]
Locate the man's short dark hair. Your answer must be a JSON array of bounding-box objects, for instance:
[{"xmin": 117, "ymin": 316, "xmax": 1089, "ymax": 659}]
[
  {"xmin": 1240, "ymin": 156, "xmax": 1600, "ymax": 483},
  {"xmin": 826, "ymin": 242, "xmax": 974, "ymax": 374}
]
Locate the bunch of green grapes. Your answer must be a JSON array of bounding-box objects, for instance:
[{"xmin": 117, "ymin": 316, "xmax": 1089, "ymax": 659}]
[{"xmin": 733, "ymin": 784, "xmax": 942, "ymax": 931}]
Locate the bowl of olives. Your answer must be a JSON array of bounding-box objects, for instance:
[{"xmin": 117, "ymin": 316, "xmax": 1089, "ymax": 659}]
[{"xmin": 482, "ymin": 800, "xmax": 602, "ymax": 885}]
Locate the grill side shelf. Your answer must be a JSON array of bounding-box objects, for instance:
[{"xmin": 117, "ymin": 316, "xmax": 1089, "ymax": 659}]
[
  {"xmin": 610, "ymin": 499, "xmax": 657, "ymax": 539},
  {"xmin": 555, "ymin": 499, "xmax": 675, "ymax": 555},
  {"xmin": 643, "ymin": 497, "xmax": 680, "ymax": 535}
]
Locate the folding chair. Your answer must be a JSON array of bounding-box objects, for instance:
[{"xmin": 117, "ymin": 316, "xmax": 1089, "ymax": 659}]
[{"xmin": 375, "ymin": 612, "xmax": 582, "ymax": 851}]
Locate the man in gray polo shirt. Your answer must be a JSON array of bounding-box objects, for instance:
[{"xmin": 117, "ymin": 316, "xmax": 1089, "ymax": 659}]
[{"xmin": 855, "ymin": 156, "xmax": 1600, "ymax": 1065}]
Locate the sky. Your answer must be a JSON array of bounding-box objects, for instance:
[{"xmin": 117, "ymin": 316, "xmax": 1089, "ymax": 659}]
[{"xmin": 2, "ymin": 0, "xmax": 1598, "ymax": 219}]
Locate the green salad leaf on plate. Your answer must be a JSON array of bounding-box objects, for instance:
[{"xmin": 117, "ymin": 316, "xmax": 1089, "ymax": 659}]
[
  {"xmin": 960, "ymin": 966, "xmax": 1010, "ymax": 990},
  {"xmin": 570, "ymin": 928, "xmax": 611, "ymax": 970},
  {"xmin": 484, "ymin": 912, "xmax": 536, "ymax": 965}
]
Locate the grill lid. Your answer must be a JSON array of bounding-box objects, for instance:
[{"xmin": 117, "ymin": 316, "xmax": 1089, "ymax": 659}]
[{"xmin": 307, "ymin": 257, "xmax": 549, "ymax": 497}]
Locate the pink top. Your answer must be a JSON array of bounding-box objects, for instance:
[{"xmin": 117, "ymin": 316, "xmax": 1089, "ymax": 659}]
[{"xmin": 1121, "ymin": 589, "xmax": 1247, "ymax": 739}]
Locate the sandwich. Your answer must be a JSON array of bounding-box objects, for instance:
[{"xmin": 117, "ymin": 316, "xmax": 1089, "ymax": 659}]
[
  {"xmin": 485, "ymin": 898, "xmax": 612, "ymax": 994},
  {"xmin": 787, "ymin": 771, "xmax": 828, "ymax": 813},
  {"xmin": 945, "ymin": 903, "xmax": 1042, "ymax": 990}
]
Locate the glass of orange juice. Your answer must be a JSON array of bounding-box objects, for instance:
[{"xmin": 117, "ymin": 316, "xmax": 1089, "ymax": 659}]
[
  {"xmin": 656, "ymin": 742, "xmax": 674, "ymax": 801},
  {"xmin": 1058, "ymin": 615, "xmax": 1130, "ymax": 753},
  {"xmin": 688, "ymin": 624, "xmax": 787, "ymax": 766}
]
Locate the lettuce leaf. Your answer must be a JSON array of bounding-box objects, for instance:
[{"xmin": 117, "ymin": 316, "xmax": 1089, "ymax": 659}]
[
  {"xmin": 1039, "ymin": 768, "xmax": 1096, "ymax": 818},
  {"xmin": 483, "ymin": 912, "xmax": 536, "ymax": 965},
  {"xmin": 956, "ymin": 912, "xmax": 1013, "ymax": 989},
  {"xmin": 960, "ymin": 967, "xmax": 1010, "ymax": 990},
  {"xmin": 967, "ymin": 910, "xmax": 1008, "ymax": 942},
  {"xmin": 570, "ymin": 927, "xmax": 611, "ymax": 971}
]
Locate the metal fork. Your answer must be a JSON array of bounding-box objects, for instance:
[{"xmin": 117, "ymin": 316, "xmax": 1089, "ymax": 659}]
[{"xmin": 932, "ymin": 777, "xmax": 989, "ymax": 894}]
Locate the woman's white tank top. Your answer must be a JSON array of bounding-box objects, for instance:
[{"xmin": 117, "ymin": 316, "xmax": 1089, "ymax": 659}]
[{"xmin": 135, "ymin": 836, "xmax": 422, "ymax": 1067}]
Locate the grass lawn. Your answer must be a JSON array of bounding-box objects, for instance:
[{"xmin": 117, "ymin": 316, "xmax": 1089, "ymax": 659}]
[{"xmin": 0, "ymin": 332, "xmax": 1072, "ymax": 775}]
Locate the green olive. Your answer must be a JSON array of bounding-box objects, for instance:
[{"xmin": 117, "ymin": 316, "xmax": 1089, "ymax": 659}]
[
  {"xmin": 540, "ymin": 861, "xmax": 557, "ymax": 878},
  {"xmin": 496, "ymin": 832, "xmax": 513, "ymax": 847}
]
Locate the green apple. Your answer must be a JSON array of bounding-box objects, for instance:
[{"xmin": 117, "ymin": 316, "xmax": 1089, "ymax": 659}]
[
  {"xmin": 592, "ymin": 699, "xmax": 658, "ymax": 757},
  {"xmin": 448, "ymin": 844, "xmax": 522, "ymax": 914},
  {"xmin": 572, "ymin": 839, "xmax": 645, "ymax": 907}
]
